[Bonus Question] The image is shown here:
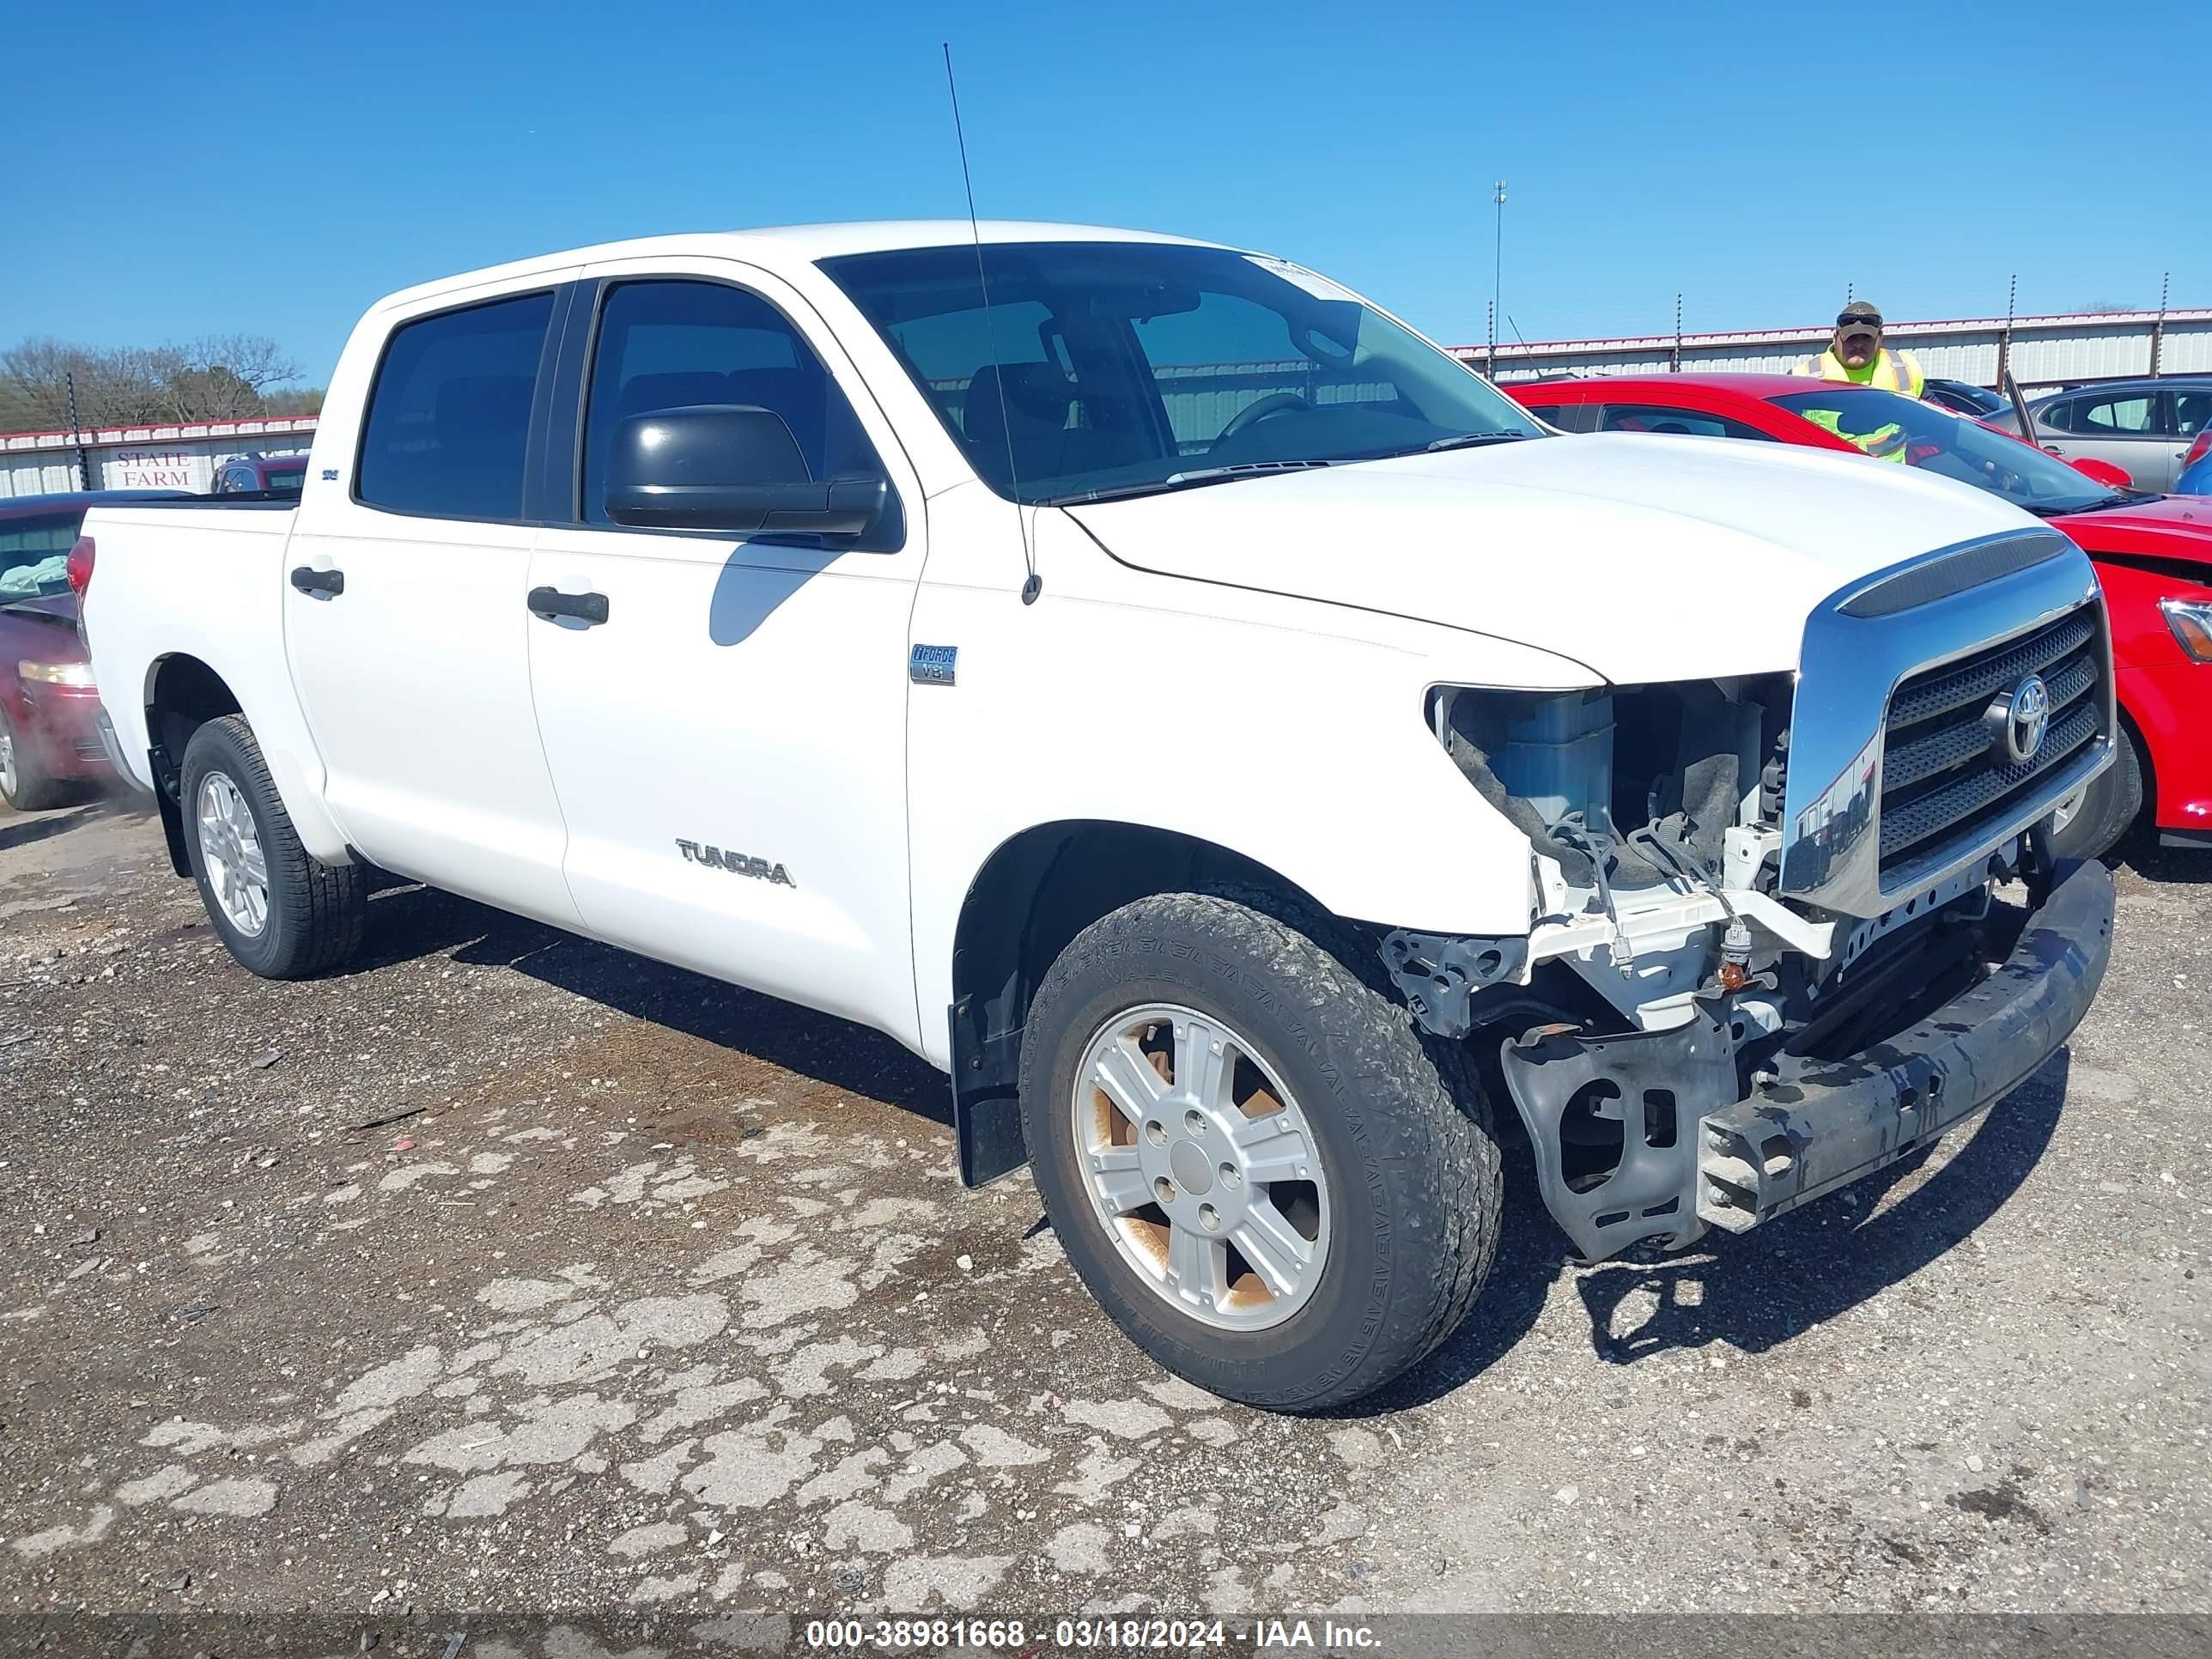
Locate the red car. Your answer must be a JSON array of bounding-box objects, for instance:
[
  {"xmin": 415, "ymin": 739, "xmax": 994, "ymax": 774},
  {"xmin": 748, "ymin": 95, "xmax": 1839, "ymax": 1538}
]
[
  {"xmin": 1510, "ymin": 374, "xmax": 2212, "ymax": 860},
  {"xmin": 0, "ymin": 490, "xmax": 187, "ymax": 810}
]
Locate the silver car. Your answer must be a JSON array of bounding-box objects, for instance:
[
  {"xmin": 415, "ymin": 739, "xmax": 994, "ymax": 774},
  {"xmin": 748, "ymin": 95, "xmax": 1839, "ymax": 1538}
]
[{"xmin": 1981, "ymin": 377, "xmax": 2212, "ymax": 491}]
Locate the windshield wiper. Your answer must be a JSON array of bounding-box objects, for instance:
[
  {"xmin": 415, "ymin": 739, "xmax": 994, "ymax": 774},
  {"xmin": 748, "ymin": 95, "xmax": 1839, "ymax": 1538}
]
[
  {"xmin": 1424, "ymin": 431, "xmax": 1534, "ymax": 453},
  {"xmin": 2026, "ymin": 491, "xmax": 2133, "ymax": 519},
  {"xmin": 1060, "ymin": 459, "xmax": 1335, "ymax": 506}
]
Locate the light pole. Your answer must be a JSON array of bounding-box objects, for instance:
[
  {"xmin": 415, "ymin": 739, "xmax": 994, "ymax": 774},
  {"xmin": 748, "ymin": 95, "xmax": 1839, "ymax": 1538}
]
[{"xmin": 1489, "ymin": 180, "xmax": 1506, "ymax": 380}]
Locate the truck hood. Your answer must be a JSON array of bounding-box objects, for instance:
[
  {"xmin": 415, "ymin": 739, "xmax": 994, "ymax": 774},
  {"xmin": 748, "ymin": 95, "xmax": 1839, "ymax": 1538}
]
[{"xmin": 1065, "ymin": 433, "xmax": 2047, "ymax": 683}]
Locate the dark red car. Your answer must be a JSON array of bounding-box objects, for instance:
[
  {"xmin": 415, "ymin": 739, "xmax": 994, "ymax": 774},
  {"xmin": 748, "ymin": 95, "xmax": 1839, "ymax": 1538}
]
[
  {"xmin": 1510, "ymin": 374, "xmax": 2212, "ymax": 860},
  {"xmin": 0, "ymin": 490, "xmax": 188, "ymax": 809},
  {"xmin": 211, "ymin": 453, "xmax": 310, "ymax": 495}
]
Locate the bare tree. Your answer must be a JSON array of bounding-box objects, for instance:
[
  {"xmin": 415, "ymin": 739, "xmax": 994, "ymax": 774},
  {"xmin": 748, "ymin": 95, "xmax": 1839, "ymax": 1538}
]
[
  {"xmin": 189, "ymin": 335, "xmax": 300, "ymax": 398},
  {"xmin": 1, "ymin": 333, "xmax": 307, "ymax": 429},
  {"xmin": 0, "ymin": 339, "xmax": 91, "ymax": 428},
  {"xmin": 262, "ymin": 386, "xmax": 326, "ymax": 417}
]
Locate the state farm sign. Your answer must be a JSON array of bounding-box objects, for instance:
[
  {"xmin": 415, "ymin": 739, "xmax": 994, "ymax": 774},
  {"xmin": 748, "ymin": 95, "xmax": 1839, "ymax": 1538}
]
[{"xmin": 103, "ymin": 449, "xmax": 211, "ymax": 490}]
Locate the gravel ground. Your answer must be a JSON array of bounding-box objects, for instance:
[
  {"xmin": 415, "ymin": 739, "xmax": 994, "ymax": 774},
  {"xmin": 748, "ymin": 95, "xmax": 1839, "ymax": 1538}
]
[{"xmin": 1, "ymin": 795, "xmax": 2205, "ymax": 1624}]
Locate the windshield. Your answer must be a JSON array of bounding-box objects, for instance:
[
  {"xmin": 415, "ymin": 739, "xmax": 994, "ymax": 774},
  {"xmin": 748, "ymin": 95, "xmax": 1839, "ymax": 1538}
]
[
  {"xmin": 820, "ymin": 241, "xmax": 1544, "ymax": 504},
  {"xmin": 1771, "ymin": 386, "xmax": 2125, "ymax": 515},
  {"xmin": 0, "ymin": 512, "xmax": 82, "ymax": 599}
]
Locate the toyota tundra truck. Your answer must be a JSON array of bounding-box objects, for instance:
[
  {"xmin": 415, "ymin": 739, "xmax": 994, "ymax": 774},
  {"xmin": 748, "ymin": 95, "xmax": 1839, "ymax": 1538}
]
[{"xmin": 76, "ymin": 223, "xmax": 2117, "ymax": 1410}]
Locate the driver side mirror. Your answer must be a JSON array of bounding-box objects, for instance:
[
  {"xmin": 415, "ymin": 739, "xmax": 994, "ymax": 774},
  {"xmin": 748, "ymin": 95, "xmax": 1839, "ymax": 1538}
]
[{"xmin": 604, "ymin": 404, "xmax": 885, "ymax": 537}]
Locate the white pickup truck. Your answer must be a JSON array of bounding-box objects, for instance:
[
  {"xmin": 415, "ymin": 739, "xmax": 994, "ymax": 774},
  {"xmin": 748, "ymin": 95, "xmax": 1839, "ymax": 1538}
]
[{"xmin": 79, "ymin": 222, "xmax": 2117, "ymax": 1410}]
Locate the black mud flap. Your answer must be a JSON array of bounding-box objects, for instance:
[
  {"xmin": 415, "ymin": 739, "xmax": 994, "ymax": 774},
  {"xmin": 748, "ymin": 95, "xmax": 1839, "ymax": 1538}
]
[
  {"xmin": 148, "ymin": 745, "xmax": 191, "ymax": 877},
  {"xmin": 948, "ymin": 1000, "xmax": 1028, "ymax": 1188}
]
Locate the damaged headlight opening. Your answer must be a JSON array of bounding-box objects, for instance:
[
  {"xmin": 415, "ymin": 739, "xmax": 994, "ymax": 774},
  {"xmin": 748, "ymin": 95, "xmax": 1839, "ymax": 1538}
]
[{"xmin": 1405, "ymin": 674, "xmax": 2057, "ymax": 1265}]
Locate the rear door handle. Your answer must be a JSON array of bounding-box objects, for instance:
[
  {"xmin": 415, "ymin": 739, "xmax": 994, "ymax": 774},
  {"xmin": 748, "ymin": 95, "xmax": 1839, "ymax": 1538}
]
[
  {"xmin": 289, "ymin": 565, "xmax": 344, "ymax": 597},
  {"xmin": 528, "ymin": 586, "xmax": 610, "ymax": 626}
]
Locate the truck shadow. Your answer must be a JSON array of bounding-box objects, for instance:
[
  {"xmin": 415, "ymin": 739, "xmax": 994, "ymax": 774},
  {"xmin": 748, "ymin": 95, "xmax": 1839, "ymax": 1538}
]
[
  {"xmin": 345, "ymin": 876, "xmax": 2074, "ymax": 1399},
  {"xmin": 0, "ymin": 805, "xmax": 94, "ymax": 853},
  {"xmin": 1352, "ymin": 1051, "xmax": 2069, "ymax": 1414},
  {"xmin": 351, "ymin": 879, "xmax": 951, "ymax": 1125}
]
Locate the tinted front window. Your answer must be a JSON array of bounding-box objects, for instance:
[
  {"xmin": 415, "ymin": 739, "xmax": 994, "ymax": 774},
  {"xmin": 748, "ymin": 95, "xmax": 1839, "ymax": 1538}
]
[
  {"xmin": 357, "ymin": 292, "xmax": 553, "ymax": 520},
  {"xmin": 1518, "ymin": 401, "xmax": 1599, "ymax": 433},
  {"xmin": 1598, "ymin": 404, "xmax": 1774, "ymax": 441},
  {"xmin": 0, "ymin": 512, "xmax": 82, "ymax": 597},
  {"xmin": 822, "ymin": 241, "xmax": 1543, "ymax": 504},
  {"xmin": 1774, "ymin": 386, "xmax": 2124, "ymax": 515},
  {"xmin": 579, "ymin": 279, "xmax": 886, "ymax": 526}
]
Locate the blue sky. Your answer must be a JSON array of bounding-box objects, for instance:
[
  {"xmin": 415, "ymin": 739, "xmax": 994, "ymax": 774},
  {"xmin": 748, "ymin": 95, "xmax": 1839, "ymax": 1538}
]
[{"xmin": 8, "ymin": 0, "xmax": 2203, "ymax": 386}]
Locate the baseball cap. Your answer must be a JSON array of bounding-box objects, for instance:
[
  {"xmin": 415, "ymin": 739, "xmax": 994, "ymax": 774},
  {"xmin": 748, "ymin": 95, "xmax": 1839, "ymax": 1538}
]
[{"xmin": 1836, "ymin": 301, "xmax": 1884, "ymax": 331}]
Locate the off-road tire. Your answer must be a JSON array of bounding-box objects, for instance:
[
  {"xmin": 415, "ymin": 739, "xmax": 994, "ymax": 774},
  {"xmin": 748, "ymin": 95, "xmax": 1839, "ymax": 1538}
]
[
  {"xmin": 2048, "ymin": 727, "xmax": 2144, "ymax": 862},
  {"xmin": 0, "ymin": 705, "xmax": 70, "ymax": 811},
  {"xmin": 1020, "ymin": 888, "xmax": 1502, "ymax": 1412},
  {"xmin": 179, "ymin": 715, "xmax": 366, "ymax": 979}
]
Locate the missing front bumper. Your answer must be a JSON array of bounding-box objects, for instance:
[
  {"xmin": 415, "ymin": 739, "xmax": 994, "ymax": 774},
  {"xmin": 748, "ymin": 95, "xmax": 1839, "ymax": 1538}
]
[{"xmin": 1499, "ymin": 859, "xmax": 2115, "ymax": 1262}]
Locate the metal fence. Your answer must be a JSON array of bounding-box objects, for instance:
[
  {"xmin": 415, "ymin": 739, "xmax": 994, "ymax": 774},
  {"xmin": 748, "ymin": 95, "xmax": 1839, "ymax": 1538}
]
[{"xmin": 1451, "ymin": 308, "xmax": 2212, "ymax": 393}]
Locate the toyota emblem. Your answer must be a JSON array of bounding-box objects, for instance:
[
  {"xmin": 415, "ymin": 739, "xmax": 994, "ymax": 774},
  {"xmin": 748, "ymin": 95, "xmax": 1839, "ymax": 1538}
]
[{"xmin": 2002, "ymin": 674, "xmax": 2051, "ymax": 764}]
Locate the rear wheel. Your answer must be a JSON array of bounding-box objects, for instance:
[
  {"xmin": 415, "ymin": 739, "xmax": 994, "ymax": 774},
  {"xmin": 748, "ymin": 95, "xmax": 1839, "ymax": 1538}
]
[
  {"xmin": 1020, "ymin": 890, "xmax": 1501, "ymax": 1411},
  {"xmin": 2048, "ymin": 729, "xmax": 2144, "ymax": 861},
  {"xmin": 0, "ymin": 706, "xmax": 69, "ymax": 811},
  {"xmin": 179, "ymin": 715, "xmax": 366, "ymax": 978}
]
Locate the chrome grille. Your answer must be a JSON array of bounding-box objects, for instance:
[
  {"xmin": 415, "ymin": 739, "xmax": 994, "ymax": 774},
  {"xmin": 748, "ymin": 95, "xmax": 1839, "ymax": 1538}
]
[{"xmin": 1878, "ymin": 605, "xmax": 2105, "ymax": 880}]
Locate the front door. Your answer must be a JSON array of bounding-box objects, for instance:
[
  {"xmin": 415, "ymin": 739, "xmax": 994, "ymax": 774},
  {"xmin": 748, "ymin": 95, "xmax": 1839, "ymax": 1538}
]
[
  {"xmin": 525, "ymin": 263, "xmax": 926, "ymax": 1043},
  {"xmin": 285, "ymin": 278, "xmax": 585, "ymax": 927}
]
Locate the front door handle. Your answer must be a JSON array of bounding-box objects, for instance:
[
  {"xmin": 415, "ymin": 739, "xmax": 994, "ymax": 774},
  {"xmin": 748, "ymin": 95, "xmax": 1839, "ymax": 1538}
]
[
  {"xmin": 528, "ymin": 586, "xmax": 610, "ymax": 626},
  {"xmin": 290, "ymin": 565, "xmax": 344, "ymax": 597}
]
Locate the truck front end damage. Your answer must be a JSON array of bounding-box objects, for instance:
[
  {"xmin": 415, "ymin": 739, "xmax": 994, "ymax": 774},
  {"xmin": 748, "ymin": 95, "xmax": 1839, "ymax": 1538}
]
[{"xmin": 1390, "ymin": 531, "xmax": 2119, "ymax": 1261}]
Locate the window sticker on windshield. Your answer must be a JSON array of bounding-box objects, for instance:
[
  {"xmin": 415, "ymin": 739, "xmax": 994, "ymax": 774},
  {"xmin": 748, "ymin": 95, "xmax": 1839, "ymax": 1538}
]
[{"xmin": 1245, "ymin": 254, "xmax": 1360, "ymax": 305}]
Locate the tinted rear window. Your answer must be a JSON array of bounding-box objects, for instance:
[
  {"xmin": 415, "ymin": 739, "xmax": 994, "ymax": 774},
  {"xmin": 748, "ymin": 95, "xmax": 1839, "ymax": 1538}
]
[
  {"xmin": 0, "ymin": 512, "xmax": 83, "ymax": 597},
  {"xmin": 356, "ymin": 292, "xmax": 553, "ymax": 520}
]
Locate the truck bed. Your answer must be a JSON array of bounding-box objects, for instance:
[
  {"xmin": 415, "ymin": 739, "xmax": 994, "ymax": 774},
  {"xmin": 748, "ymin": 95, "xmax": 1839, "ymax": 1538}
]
[{"xmin": 77, "ymin": 499, "xmax": 338, "ymax": 865}]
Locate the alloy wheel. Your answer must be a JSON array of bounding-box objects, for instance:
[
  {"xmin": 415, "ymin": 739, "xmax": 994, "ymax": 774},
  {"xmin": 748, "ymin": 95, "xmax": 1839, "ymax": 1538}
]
[
  {"xmin": 196, "ymin": 770, "xmax": 270, "ymax": 937},
  {"xmin": 1069, "ymin": 1003, "xmax": 1332, "ymax": 1331}
]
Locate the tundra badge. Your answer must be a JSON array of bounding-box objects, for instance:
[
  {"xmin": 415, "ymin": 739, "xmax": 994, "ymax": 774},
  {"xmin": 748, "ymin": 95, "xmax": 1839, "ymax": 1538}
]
[
  {"xmin": 676, "ymin": 840, "xmax": 794, "ymax": 886},
  {"xmin": 909, "ymin": 644, "xmax": 957, "ymax": 686}
]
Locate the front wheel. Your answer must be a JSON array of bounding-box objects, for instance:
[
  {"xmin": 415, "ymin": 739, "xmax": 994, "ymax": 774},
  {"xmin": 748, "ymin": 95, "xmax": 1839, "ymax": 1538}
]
[
  {"xmin": 1019, "ymin": 890, "xmax": 1501, "ymax": 1411},
  {"xmin": 179, "ymin": 715, "xmax": 366, "ymax": 979},
  {"xmin": 2047, "ymin": 730, "xmax": 2145, "ymax": 862}
]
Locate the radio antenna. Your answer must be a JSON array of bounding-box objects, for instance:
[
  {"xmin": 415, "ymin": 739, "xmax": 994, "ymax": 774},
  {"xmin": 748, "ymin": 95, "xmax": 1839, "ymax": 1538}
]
[{"xmin": 943, "ymin": 42, "xmax": 1040, "ymax": 605}]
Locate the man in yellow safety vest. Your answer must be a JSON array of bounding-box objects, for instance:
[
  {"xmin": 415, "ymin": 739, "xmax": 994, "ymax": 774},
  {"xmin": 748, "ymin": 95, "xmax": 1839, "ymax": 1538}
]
[
  {"xmin": 1799, "ymin": 301, "xmax": 1925, "ymax": 398},
  {"xmin": 1793, "ymin": 301, "xmax": 1926, "ymax": 459}
]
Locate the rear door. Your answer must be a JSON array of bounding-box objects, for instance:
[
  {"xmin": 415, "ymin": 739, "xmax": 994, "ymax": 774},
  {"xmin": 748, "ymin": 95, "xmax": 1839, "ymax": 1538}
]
[
  {"xmin": 523, "ymin": 259, "xmax": 927, "ymax": 1042},
  {"xmin": 284, "ymin": 274, "xmax": 586, "ymax": 926}
]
